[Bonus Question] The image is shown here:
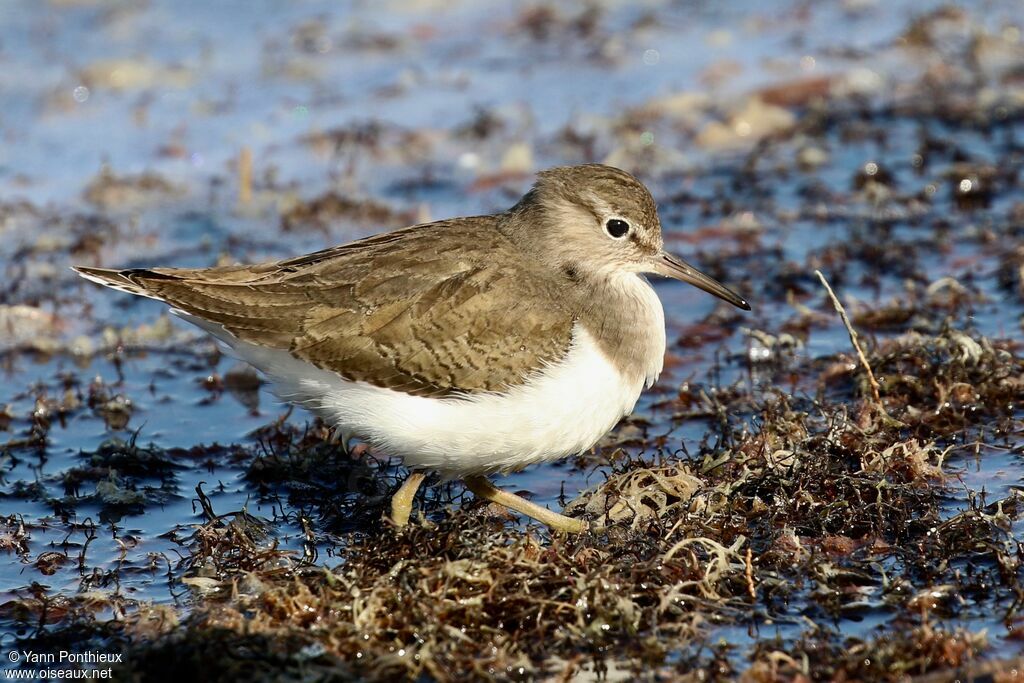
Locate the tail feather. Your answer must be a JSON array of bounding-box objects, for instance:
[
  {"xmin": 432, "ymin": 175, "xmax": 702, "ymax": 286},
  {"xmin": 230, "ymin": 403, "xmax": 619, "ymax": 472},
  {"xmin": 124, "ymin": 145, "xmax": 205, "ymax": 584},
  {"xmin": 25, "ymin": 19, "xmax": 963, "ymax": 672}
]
[{"xmin": 72, "ymin": 266, "xmax": 175, "ymax": 302}]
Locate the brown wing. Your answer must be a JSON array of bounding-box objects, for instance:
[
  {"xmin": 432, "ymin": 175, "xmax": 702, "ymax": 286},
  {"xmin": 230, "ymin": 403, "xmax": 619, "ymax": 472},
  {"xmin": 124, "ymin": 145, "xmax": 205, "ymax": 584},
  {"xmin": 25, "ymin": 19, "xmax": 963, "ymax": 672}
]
[{"xmin": 76, "ymin": 218, "xmax": 576, "ymax": 397}]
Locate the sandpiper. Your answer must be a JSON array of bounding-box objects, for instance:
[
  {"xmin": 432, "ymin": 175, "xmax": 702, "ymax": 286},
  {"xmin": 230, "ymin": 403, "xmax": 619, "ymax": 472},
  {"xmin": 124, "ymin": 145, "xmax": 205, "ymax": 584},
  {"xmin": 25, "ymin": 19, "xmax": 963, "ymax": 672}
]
[{"xmin": 75, "ymin": 164, "xmax": 749, "ymax": 533}]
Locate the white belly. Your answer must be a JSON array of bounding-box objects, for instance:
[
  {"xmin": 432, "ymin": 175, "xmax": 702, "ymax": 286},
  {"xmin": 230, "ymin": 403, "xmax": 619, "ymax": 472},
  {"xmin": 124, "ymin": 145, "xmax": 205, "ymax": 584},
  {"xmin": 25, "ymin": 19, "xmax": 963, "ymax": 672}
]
[{"xmin": 182, "ymin": 312, "xmax": 649, "ymax": 478}]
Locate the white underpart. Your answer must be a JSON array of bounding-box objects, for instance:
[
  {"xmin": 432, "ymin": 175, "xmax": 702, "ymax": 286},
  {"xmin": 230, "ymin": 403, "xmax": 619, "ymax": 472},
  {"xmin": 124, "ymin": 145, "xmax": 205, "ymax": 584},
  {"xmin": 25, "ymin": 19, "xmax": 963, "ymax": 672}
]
[
  {"xmin": 184, "ymin": 319, "xmax": 650, "ymax": 479},
  {"xmin": 81, "ymin": 266, "xmax": 667, "ymax": 479}
]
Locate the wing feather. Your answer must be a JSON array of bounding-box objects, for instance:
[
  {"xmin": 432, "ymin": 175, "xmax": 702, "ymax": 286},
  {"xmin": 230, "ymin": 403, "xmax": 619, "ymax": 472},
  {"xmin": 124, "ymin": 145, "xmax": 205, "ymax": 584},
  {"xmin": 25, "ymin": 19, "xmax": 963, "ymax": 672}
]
[{"xmin": 75, "ymin": 217, "xmax": 576, "ymax": 397}]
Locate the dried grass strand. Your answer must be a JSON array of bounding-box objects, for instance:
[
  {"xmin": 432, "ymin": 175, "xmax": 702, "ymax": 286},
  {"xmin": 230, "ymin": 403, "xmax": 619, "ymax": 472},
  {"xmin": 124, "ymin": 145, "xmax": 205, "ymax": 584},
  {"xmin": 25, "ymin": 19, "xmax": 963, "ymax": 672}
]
[{"xmin": 815, "ymin": 269, "xmax": 884, "ymax": 412}]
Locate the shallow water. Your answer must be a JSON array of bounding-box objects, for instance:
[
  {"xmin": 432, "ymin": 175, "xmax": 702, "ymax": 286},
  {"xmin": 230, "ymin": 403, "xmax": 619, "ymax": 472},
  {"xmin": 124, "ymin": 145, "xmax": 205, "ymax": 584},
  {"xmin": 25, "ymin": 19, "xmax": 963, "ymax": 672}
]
[{"xmin": 2, "ymin": 0, "xmax": 1023, "ymax": 673}]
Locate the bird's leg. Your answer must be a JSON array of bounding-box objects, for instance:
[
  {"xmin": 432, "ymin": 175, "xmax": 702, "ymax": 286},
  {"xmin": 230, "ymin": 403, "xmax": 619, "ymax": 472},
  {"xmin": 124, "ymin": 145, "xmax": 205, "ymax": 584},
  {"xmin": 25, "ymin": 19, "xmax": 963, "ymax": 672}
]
[
  {"xmin": 463, "ymin": 475, "xmax": 587, "ymax": 534},
  {"xmin": 389, "ymin": 471, "xmax": 426, "ymax": 527}
]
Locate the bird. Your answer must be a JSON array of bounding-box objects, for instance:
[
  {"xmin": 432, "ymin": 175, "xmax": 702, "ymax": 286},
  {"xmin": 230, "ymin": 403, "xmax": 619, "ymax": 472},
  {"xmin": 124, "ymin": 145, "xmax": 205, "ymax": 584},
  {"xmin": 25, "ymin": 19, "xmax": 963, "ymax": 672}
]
[{"xmin": 75, "ymin": 164, "xmax": 749, "ymax": 533}]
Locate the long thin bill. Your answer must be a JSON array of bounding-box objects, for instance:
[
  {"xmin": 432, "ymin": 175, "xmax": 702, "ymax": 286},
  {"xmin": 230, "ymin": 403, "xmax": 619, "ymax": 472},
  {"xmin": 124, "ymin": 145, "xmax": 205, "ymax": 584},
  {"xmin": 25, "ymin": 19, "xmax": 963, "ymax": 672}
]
[{"xmin": 652, "ymin": 252, "xmax": 751, "ymax": 311}]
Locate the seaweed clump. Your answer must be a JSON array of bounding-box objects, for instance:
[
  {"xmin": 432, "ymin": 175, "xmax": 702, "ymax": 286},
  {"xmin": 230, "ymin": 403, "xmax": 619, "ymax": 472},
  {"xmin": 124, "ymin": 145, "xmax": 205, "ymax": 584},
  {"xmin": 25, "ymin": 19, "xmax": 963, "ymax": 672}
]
[{"xmin": 44, "ymin": 330, "xmax": 1013, "ymax": 681}]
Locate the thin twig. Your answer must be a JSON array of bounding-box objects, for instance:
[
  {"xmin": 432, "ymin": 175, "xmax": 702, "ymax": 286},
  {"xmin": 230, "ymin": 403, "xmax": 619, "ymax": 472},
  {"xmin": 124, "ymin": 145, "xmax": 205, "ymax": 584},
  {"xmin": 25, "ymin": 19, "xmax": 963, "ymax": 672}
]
[
  {"xmin": 815, "ymin": 270, "xmax": 884, "ymax": 410},
  {"xmin": 745, "ymin": 547, "xmax": 756, "ymax": 601}
]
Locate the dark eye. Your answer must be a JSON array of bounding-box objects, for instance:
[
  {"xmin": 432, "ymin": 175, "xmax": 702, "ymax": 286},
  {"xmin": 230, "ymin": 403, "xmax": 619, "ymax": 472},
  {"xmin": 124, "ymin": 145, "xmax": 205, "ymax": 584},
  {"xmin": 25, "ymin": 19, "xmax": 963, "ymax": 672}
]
[{"xmin": 605, "ymin": 218, "xmax": 630, "ymax": 238}]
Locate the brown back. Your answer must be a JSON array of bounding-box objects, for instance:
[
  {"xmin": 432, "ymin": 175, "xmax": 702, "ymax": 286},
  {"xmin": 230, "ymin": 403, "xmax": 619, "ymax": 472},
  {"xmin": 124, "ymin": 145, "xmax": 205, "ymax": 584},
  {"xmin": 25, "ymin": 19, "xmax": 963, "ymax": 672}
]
[{"xmin": 85, "ymin": 218, "xmax": 577, "ymax": 397}]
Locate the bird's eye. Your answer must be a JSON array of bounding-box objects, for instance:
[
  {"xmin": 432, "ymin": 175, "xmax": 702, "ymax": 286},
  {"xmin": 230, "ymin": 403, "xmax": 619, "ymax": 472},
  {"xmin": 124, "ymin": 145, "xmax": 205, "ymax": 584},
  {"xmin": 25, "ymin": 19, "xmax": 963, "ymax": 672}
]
[{"xmin": 605, "ymin": 218, "xmax": 630, "ymax": 239}]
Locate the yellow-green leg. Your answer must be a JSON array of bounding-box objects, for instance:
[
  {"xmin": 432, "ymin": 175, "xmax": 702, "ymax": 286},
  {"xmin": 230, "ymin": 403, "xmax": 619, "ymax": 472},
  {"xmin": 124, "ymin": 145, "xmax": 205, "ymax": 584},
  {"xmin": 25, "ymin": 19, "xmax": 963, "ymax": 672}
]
[
  {"xmin": 463, "ymin": 475, "xmax": 587, "ymax": 533},
  {"xmin": 390, "ymin": 472, "xmax": 426, "ymax": 527}
]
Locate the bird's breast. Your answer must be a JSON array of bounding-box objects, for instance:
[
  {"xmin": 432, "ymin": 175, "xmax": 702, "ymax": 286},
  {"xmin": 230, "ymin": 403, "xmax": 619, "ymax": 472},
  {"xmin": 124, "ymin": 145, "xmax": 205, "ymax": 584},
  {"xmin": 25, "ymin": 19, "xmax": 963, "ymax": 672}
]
[{"xmin": 581, "ymin": 273, "xmax": 667, "ymax": 390}]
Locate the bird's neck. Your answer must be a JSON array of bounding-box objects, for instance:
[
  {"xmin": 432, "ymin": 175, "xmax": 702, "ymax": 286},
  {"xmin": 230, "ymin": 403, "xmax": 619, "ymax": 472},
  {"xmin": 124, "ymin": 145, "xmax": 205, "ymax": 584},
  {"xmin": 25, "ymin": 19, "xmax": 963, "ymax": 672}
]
[
  {"xmin": 498, "ymin": 202, "xmax": 667, "ymax": 387},
  {"xmin": 497, "ymin": 193, "xmax": 593, "ymax": 268},
  {"xmin": 577, "ymin": 273, "xmax": 666, "ymax": 389}
]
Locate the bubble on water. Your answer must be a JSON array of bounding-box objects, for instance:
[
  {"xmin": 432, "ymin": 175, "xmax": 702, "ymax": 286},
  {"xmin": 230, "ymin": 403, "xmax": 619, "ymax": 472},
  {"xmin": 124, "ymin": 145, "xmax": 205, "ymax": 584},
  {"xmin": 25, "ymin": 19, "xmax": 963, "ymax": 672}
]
[
  {"xmin": 643, "ymin": 49, "xmax": 660, "ymax": 65},
  {"xmin": 749, "ymin": 344, "xmax": 772, "ymax": 362},
  {"xmin": 72, "ymin": 85, "xmax": 90, "ymax": 103}
]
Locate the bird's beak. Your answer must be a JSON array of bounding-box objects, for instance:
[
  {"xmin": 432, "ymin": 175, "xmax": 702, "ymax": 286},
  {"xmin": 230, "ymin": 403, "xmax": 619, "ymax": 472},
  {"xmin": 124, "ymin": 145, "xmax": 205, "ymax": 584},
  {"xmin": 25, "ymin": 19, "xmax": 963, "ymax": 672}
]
[{"xmin": 651, "ymin": 252, "xmax": 751, "ymax": 311}]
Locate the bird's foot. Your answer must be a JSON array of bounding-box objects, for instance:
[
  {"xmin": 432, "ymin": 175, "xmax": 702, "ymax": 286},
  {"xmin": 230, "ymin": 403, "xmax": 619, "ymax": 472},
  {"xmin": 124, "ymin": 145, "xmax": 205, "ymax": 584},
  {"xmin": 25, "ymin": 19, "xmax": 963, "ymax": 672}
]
[{"xmin": 463, "ymin": 475, "xmax": 587, "ymax": 534}]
